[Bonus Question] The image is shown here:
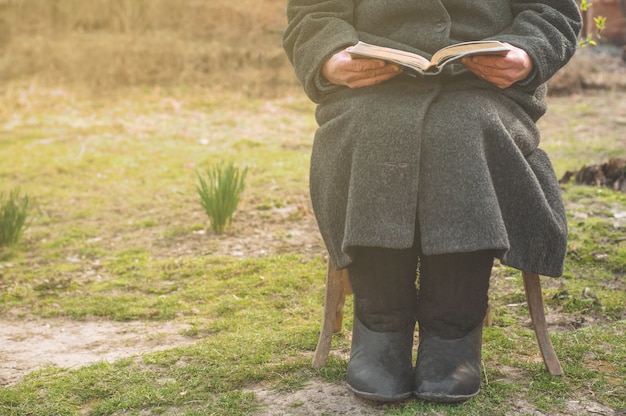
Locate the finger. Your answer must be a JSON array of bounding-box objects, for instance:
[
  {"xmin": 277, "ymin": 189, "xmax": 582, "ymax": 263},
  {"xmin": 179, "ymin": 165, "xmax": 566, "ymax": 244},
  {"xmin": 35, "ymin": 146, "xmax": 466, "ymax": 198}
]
[
  {"xmin": 464, "ymin": 50, "xmax": 532, "ymax": 81},
  {"xmin": 461, "ymin": 65, "xmax": 513, "ymax": 88},
  {"xmin": 462, "ymin": 59, "xmax": 521, "ymax": 87},
  {"xmin": 349, "ymin": 57, "xmax": 388, "ymax": 72},
  {"xmin": 342, "ymin": 65, "xmax": 397, "ymax": 80},
  {"xmin": 346, "ymin": 70, "xmax": 402, "ymax": 89},
  {"xmin": 463, "ymin": 56, "xmax": 510, "ymax": 72},
  {"xmin": 363, "ymin": 64, "xmax": 401, "ymax": 78}
]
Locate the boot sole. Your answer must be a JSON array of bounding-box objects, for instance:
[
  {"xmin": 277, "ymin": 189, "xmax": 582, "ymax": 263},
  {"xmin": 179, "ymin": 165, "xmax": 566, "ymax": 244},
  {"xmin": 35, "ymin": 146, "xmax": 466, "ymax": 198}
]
[
  {"xmin": 414, "ymin": 388, "xmax": 480, "ymax": 403},
  {"xmin": 347, "ymin": 383, "xmax": 413, "ymax": 403}
]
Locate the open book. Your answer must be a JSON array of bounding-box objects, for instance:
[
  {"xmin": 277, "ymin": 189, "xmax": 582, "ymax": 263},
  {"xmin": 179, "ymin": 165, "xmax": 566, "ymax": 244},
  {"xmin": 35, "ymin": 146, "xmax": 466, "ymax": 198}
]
[{"xmin": 347, "ymin": 40, "xmax": 512, "ymax": 76}]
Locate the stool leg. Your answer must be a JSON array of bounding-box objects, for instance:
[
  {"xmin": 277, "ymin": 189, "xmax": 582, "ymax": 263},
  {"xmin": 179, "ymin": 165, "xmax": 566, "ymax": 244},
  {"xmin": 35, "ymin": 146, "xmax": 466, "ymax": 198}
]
[
  {"xmin": 334, "ymin": 267, "xmax": 352, "ymax": 331},
  {"xmin": 483, "ymin": 304, "xmax": 492, "ymax": 327},
  {"xmin": 312, "ymin": 259, "xmax": 349, "ymax": 368},
  {"xmin": 523, "ymin": 271, "xmax": 563, "ymax": 376}
]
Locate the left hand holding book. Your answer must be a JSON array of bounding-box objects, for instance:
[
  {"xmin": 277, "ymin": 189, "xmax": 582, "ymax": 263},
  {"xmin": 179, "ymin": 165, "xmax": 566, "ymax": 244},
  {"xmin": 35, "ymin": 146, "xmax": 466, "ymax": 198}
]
[{"xmin": 460, "ymin": 44, "xmax": 534, "ymax": 89}]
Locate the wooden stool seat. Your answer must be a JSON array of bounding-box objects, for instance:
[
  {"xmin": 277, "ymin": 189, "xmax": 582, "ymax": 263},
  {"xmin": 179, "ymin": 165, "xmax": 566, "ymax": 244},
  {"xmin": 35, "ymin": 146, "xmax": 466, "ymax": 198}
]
[{"xmin": 312, "ymin": 258, "xmax": 563, "ymax": 376}]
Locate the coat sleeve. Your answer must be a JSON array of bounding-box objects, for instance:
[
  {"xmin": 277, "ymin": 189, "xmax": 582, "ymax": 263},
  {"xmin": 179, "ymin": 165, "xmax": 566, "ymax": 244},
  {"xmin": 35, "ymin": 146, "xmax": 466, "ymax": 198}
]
[
  {"xmin": 487, "ymin": 0, "xmax": 582, "ymax": 90},
  {"xmin": 282, "ymin": 0, "xmax": 359, "ymax": 103}
]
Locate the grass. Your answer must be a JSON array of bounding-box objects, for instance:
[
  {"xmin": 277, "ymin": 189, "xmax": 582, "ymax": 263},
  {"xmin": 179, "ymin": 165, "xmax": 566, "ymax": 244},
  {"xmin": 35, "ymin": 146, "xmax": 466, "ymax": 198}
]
[
  {"xmin": 0, "ymin": 0, "xmax": 295, "ymax": 97},
  {"xmin": 0, "ymin": 83, "xmax": 626, "ymax": 416},
  {"xmin": 0, "ymin": 82, "xmax": 625, "ymax": 415}
]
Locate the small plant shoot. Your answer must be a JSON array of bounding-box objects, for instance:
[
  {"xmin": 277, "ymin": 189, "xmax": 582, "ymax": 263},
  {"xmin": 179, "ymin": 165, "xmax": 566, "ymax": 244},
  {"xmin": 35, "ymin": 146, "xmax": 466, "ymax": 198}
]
[
  {"xmin": 0, "ymin": 187, "xmax": 30, "ymax": 247},
  {"xmin": 579, "ymin": 0, "xmax": 607, "ymax": 47},
  {"xmin": 196, "ymin": 162, "xmax": 248, "ymax": 234}
]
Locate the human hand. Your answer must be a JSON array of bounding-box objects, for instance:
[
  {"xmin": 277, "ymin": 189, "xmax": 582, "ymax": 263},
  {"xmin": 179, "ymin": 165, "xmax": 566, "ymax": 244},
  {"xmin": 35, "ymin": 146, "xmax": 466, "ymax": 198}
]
[
  {"xmin": 322, "ymin": 48, "xmax": 402, "ymax": 88},
  {"xmin": 461, "ymin": 44, "xmax": 533, "ymax": 89}
]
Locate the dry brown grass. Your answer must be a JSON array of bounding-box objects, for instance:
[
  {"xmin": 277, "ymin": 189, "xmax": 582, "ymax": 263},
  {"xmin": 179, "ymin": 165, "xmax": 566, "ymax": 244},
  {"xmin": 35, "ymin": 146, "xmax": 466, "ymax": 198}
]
[
  {"xmin": 549, "ymin": 45, "xmax": 626, "ymax": 94},
  {"xmin": 0, "ymin": 0, "xmax": 625, "ymax": 97},
  {"xmin": 0, "ymin": 0, "xmax": 297, "ymax": 96}
]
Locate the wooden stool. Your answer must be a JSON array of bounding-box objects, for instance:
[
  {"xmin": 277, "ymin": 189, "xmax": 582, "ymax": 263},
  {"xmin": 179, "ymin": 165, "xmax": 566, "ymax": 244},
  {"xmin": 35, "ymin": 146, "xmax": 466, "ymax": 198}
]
[{"xmin": 312, "ymin": 258, "xmax": 563, "ymax": 376}]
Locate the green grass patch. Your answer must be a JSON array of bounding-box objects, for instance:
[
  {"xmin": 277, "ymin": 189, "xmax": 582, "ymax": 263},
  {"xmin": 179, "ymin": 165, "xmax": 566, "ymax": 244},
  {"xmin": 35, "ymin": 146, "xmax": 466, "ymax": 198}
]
[
  {"xmin": 196, "ymin": 161, "xmax": 248, "ymax": 234},
  {"xmin": 0, "ymin": 187, "xmax": 30, "ymax": 247}
]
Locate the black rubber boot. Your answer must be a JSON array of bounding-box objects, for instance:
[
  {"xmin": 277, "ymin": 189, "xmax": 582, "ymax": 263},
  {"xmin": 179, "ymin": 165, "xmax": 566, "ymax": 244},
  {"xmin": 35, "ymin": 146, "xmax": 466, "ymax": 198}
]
[
  {"xmin": 413, "ymin": 324, "xmax": 483, "ymax": 402},
  {"xmin": 347, "ymin": 317, "xmax": 415, "ymax": 402},
  {"xmin": 345, "ymin": 246, "xmax": 419, "ymax": 402},
  {"xmin": 414, "ymin": 250, "xmax": 493, "ymax": 402}
]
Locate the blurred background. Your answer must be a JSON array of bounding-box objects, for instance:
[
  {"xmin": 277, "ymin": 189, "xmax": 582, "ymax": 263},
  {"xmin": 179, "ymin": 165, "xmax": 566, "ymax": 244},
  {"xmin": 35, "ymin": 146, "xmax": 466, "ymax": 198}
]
[
  {"xmin": 0, "ymin": 0, "xmax": 624, "ymax": 97},
  {"xmin": 0, "ymin": 0, "xmax": 296, "ymax": 97}
]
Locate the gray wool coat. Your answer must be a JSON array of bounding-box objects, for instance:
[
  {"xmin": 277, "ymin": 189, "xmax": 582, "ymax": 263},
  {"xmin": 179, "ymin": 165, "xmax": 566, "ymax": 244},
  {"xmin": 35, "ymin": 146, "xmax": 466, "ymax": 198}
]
[{"xmin": 282, "ymin": 0, "xmax": 582, "ymax": 277}]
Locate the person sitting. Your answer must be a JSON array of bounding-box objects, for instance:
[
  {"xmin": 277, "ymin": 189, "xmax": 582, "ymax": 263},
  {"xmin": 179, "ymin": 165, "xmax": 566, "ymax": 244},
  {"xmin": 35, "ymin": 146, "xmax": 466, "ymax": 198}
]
[{"xmin": 283, "ymin": 0, "xmax": 582, "ymax": 403}]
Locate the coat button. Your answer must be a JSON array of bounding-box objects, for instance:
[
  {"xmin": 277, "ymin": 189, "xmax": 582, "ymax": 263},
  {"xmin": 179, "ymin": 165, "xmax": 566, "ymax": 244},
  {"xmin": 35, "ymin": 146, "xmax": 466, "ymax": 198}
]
[{"xmin": 434, "ymin": 22, "xmax": 447, "ymax": 32}]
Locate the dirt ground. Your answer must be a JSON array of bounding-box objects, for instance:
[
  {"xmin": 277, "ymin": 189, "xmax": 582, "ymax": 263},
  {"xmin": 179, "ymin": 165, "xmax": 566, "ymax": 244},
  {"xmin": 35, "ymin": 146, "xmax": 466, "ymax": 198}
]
[{"xmin": 0, "ymin": 319, "xmax": 196, "ymax": 386}]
